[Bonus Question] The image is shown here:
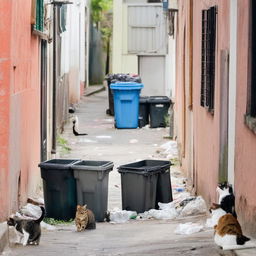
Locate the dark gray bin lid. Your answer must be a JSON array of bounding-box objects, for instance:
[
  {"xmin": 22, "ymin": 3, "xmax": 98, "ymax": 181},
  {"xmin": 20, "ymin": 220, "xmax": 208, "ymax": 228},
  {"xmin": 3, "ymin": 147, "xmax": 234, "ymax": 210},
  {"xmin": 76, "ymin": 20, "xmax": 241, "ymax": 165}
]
[
  {"xmin": 148, "ymin": 96, "xmax": 171, "ymax": 104},
  {"xmin": 38, "ymin": 159, "xmax": 80, "ymax": 170},
  {"xmin": 118, "ymin": 159, "xmax": 171, "ymax": 176},
  {"xmin": 140, "ymin": 96, "xmax": 149, "ymax": 103},
  {"xmin": 72, "ymin": 160, "xmax": 114, "ymax": 172}
]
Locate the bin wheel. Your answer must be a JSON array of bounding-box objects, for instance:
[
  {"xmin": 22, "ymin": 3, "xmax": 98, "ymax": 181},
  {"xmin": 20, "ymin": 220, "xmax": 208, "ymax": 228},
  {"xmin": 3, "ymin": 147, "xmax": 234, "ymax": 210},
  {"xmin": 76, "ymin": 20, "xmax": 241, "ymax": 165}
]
[{"xmin": 106, "ymin": 109, "xmax": 111, "ymax": 115}]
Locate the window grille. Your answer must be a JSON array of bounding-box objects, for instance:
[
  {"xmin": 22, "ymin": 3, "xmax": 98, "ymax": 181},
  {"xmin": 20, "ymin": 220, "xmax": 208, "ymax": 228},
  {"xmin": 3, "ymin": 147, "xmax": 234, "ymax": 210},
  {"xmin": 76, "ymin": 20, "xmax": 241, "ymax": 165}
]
[{"xmin": 200, "ymin": 6, "xmax": 217, "ymax": 113}]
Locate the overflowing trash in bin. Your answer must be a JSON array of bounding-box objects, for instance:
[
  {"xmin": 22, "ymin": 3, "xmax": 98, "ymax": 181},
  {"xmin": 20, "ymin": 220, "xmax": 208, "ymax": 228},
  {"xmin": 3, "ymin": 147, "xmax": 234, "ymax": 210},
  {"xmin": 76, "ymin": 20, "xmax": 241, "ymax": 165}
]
[{"xmin": 105, "ymin": 73, "xmax": 142, "ymax": 116}]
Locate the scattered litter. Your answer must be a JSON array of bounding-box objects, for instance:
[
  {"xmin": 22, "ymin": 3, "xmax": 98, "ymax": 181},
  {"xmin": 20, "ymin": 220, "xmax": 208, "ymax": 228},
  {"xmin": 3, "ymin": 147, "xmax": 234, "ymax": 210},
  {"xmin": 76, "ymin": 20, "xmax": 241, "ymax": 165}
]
[
  {"xmin": 156, "ymin": 128, "xmax": 163, "ymax": 131},
  {"xmin": 103, "ymin": 119, "xmax": 114, "ymax": 122},
  {"xmin": 179, "ymin": 196, "xmax": 207, "ymax": 217},
  {"xmin": 114, "ymin": 185, "xmax": 119, "ymax": 188},
  {"xmin": 139, "ymin": 202, "xmax": 178, "ymax": 220},
  {"xmin": 96, "ymin": 135, "xmax": 112, "ymax": 139},
  {"xmin": 153, "ymin": 144, "xmax": 158, "ymax": 147},
  {"xmin": 175, "ymin": 188, "xmax": 185, "ymax": 192},
  {"xmin": 109, "ymin": 208, "xmax": 137, "ymax": 223},
  {"xmin": 41, "ymin": 221, "xmax": 56, "ymax": 230},
  {"xmin": 129, "ymin": 139, "xmax": 138, "ymax": 144},
  {"xmin": 20, "ymin": 203, "xmax": 43, "ymax": 219},
  {"xmin": 78, "ymin": 138, "xmax": 97, "ymax": 143},
  {"xmin": 175, "ymin": 222, "xmax": 204, "ymax": 235},
  {"xmin": 157, "ymin": 141, "xmax": 178, "ymax": 158},
  {"xmin": 142, "ymin": 125, "xmax": 150, "ymax": 130},
  {"xmin": 179, "ymin": 196, "xmax": 196, "ymax": 207}
]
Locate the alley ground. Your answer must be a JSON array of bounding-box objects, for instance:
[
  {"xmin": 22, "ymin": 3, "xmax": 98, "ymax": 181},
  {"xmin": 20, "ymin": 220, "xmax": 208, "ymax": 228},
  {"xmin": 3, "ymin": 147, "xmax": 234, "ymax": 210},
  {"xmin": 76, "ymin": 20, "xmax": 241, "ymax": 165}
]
[{"xmin": 2, "ymin": 87, "xmax": 254, "ymax": 256}]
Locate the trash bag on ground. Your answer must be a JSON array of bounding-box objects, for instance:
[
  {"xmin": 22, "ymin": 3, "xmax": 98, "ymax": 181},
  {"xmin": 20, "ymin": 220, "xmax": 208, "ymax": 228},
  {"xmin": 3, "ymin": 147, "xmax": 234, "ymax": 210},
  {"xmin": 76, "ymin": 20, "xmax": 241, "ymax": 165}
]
[
  {"xmin": 175, "ymin": 222, "xmax": 204, "ymax": 235},
  {"xmin": 139, "ymin": 202, "xmax": 178, "ymax": 220},
  {"xmin": 179, "ymin": 196, "xmax": 207, "ymax": 217},
  {"xmin": 109, "ymin": 208, "xmax": 137, "ymax": 223}
]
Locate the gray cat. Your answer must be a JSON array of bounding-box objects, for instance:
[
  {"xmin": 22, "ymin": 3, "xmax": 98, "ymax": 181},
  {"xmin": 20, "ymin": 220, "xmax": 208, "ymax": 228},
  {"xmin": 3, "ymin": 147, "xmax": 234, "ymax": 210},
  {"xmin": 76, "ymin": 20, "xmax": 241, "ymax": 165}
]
[{"xmin": 7, "ymin": 206, "xmax": 45, "ymax": 246}]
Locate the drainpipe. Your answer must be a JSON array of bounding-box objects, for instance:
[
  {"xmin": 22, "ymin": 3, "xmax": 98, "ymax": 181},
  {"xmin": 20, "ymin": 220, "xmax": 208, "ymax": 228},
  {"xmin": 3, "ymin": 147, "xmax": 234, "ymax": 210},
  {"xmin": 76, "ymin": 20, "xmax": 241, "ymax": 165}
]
[
  {"xmin": 51, "ymin": 3, "xmax": 57, "ymax": 154},
  {"xmin": 51, "ymin": 0, "xmax": 72, "ymax": 155}
]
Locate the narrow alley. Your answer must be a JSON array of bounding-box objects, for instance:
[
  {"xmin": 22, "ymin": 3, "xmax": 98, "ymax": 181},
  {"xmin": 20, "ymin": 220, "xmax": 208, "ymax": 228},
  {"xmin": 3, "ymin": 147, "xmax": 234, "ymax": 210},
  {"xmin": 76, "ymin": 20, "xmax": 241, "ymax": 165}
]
[
  {"xmin": 1, "ymin": 0, "xmax": 256, "ymax": 255},
  {"xmin": 2, "ymin": 90, "xmax": 233, "ymax": 256}
]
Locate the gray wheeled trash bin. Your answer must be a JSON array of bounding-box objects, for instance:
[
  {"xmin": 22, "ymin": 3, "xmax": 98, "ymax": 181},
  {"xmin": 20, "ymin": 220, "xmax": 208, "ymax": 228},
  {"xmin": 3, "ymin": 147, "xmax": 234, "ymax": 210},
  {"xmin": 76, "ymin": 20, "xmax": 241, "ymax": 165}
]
[{"xmin": 72, "ymin": 160, "xmax": 114, "ymax": 222}]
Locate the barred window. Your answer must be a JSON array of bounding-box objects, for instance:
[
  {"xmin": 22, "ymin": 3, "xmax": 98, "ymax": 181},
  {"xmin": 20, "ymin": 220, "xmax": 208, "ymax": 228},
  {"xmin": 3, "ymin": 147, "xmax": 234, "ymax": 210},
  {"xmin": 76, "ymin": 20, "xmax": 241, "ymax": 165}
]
[{"xmin": 200, "ymin": 6, "xmax": 217, "ymax": 113}]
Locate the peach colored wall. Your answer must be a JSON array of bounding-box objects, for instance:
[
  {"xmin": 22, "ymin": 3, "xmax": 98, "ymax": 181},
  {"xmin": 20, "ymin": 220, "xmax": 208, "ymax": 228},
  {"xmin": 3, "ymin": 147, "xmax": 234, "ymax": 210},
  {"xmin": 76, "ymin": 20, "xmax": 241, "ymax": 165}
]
[
  {"xmin": 235, "ymin": 0, "xmax": 256, "ymax": 237},
  {"xmin": 0, "ymin": 0, "xmax": 41, "ymax": 220},
  {"xmin": 0, "ymin": 1, "xmax": 12, "ymax": 220},
  {"xmin": 175, "ymin": 0, "xmax": 230, "ymax": 204},
  {"xmin": 175, "ymin": 0, "xmax": 193, "ymax": 181}
]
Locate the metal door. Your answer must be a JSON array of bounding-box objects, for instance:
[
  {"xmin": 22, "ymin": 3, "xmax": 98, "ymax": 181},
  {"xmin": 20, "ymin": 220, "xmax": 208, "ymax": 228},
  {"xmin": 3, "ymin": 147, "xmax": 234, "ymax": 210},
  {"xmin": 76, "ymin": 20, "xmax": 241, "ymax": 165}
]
[{"xmin": 139, "ymin": 55, "xmax": 165, "ymax": 96}]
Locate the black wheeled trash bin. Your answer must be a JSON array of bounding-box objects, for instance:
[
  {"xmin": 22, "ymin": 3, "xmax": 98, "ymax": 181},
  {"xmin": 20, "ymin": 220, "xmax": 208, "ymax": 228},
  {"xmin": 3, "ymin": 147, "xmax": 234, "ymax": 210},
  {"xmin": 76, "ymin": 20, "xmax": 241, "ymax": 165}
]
[
  {"xmin": 39, "ymin": 159, "xmax": 79, "ymax": 220},
  {"xmin": 118, "ymin": 160, "xmax": 172, "ymax": 213},
  {"xmin": 148, "ymin": 96, "xmax": 171, "ymax": 128},
  {"xmin": 72, "ymin": 160, "xmax": 114, "ymax": 222},
  {"xmin": 139, "ymin": 96, "xmax": 149, "ymax": 128},
  {"xmin": 155, "ymin": 161, "xmax": 173, "ymax": 209}
]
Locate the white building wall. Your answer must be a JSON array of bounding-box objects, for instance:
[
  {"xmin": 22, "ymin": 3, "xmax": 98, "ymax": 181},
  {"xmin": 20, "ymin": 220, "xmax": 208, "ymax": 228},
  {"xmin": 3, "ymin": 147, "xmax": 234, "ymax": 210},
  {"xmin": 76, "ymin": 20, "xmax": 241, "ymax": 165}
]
[{"xmin": 60, "ymin": 0, "xmax": 89, "ymax": 103}]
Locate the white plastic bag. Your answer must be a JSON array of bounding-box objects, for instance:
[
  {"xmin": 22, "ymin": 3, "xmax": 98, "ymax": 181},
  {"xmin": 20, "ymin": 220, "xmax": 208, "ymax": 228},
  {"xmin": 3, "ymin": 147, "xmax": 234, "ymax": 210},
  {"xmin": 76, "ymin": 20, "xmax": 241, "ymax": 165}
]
[
  {"xmin": 175, "ymin": 222, "xmax": 204, "ymax": 235},
  {"xmin": 110, "ymin": 208, "xmax": 137, "ymax": 223},
  {"xmin": 180, "ymin": 196, "xmax": 207, "ymax": 217},
  {"xmin": 139, "ymin": 202, "xmax": 178, "ymax": 220}
]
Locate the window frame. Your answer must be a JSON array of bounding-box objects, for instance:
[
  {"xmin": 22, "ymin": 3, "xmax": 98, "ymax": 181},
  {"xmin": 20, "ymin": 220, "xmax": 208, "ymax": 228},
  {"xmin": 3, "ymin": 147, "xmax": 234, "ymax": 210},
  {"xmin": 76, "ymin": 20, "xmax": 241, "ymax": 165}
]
[
  {"xmin": 244, "ymin": 0, "xmax": 256, "ymax": 133},
  {"xmin": 31, "ymin": 0, "xmax": 44, "ymax": 33},
  {"xmin": 200, "ymin": 6, "xmax": 217, "ymax": 114}
]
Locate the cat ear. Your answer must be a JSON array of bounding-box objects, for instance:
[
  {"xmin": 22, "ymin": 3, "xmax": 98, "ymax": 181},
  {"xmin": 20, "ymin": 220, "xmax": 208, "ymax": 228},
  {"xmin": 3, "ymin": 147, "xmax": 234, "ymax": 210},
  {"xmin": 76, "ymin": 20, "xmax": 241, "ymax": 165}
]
[{"xmin": 83, "ymin": 204, "xmax": 87, "ymax": 209}]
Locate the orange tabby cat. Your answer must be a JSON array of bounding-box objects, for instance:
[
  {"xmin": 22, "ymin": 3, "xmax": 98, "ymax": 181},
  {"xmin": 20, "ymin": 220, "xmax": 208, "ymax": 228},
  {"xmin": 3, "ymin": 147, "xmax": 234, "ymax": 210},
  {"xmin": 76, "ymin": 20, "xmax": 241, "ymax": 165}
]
[{"xmin": 75, "ymin": 205, "xmax": 96, "ymax": 232}]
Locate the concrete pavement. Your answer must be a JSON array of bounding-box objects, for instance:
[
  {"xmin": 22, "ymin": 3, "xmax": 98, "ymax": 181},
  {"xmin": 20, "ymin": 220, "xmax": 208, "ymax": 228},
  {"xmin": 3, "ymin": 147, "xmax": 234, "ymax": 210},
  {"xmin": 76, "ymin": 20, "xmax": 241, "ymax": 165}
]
[{"xmin": 2, "ymin": 89, "xmax": 255, "ymax": 256}]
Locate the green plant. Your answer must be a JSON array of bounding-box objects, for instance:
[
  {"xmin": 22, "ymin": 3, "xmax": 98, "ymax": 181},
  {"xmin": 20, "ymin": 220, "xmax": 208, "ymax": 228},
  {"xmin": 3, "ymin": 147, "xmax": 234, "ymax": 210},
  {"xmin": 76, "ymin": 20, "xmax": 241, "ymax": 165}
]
[
  {"xmin": 44, "ymin": 218, "xmax": 73, "ymax": 225},
  {"xmin": 170, "ymin": 158, "xmax": 180, "ymax": 166},
  {"xmin": 91, "ymin": 0, "xmax": 112, "ymax": 26},
  {"xmin": 164, "ymin": 114, "xmax": 170, "ymax": 127},
  {"xmin": 57, "ymin": 135, "xmax": 71, "ymax": 154}
]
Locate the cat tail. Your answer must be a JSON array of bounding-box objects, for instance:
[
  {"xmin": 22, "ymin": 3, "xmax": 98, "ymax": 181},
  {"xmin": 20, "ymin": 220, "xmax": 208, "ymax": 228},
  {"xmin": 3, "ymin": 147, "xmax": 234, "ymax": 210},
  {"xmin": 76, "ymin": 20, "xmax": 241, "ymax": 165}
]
[
  {"xmin": 236, "ymin": 234, "xmax": 250, "ymax": 245},
  {"xmin": 86, "ymin": 222, "xmax": 96, "ymax": 230},
  {"xmin": 35, "ymin": 206, "xmax": 45, "ymax": 223}
]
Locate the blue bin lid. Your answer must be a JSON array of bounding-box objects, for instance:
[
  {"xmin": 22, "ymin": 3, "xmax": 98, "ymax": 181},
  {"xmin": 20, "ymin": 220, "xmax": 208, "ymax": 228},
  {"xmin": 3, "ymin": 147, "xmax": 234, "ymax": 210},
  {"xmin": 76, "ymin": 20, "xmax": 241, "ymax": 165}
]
[{"xmin": 110, "ymin": 82, "xmax": 143, "ymax": 90}]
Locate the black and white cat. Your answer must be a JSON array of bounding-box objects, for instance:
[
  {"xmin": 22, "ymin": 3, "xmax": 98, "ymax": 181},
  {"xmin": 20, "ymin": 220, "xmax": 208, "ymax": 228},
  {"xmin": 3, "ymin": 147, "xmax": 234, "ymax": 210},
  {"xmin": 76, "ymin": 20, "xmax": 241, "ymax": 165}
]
[
  {"xmin": 7, "ymin": 206, "xmax": 45, "ymax": 246},
  {"xmin": 72, "ymin": 116, "xmax": 88, "ymax": 136},
  {"xmin": 209, "ymin": 183, "xmax": 252, "ymax": 250}
]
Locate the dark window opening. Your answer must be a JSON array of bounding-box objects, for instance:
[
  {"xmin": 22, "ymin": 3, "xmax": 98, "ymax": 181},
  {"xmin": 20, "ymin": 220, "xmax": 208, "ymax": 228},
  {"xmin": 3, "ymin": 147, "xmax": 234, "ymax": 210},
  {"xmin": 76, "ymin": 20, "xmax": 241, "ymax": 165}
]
[{"xmin": 200, "ymin": 6, "xmax": 217, "ymax": 113}]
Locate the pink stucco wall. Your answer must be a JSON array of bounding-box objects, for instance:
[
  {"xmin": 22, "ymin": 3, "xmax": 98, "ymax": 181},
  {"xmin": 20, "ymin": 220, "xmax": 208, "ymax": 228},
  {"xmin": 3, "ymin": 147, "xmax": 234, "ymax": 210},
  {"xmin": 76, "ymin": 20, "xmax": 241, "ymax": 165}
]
[
  {"xmin": 0, "ymin": 0, "xmax": 12, "ymax": 220},
  {"xmin": 175, "ymin": 0, "xmax": 230, "ymax": 204},
  {"xmin": 0, "ymin": 0, "xmax": 41, "ymax": 220},
  {"xmin": 235, "ymin": 0, "xmax": 256, "ymax": 236}
]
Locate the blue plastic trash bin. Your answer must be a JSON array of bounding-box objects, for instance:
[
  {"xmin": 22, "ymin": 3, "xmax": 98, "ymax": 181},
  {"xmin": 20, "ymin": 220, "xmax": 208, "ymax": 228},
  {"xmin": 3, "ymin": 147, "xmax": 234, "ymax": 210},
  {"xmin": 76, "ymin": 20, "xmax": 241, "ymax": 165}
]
[{"xmin": 110, "ymin": 82, "xmax": 144, "ymax": 128}]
